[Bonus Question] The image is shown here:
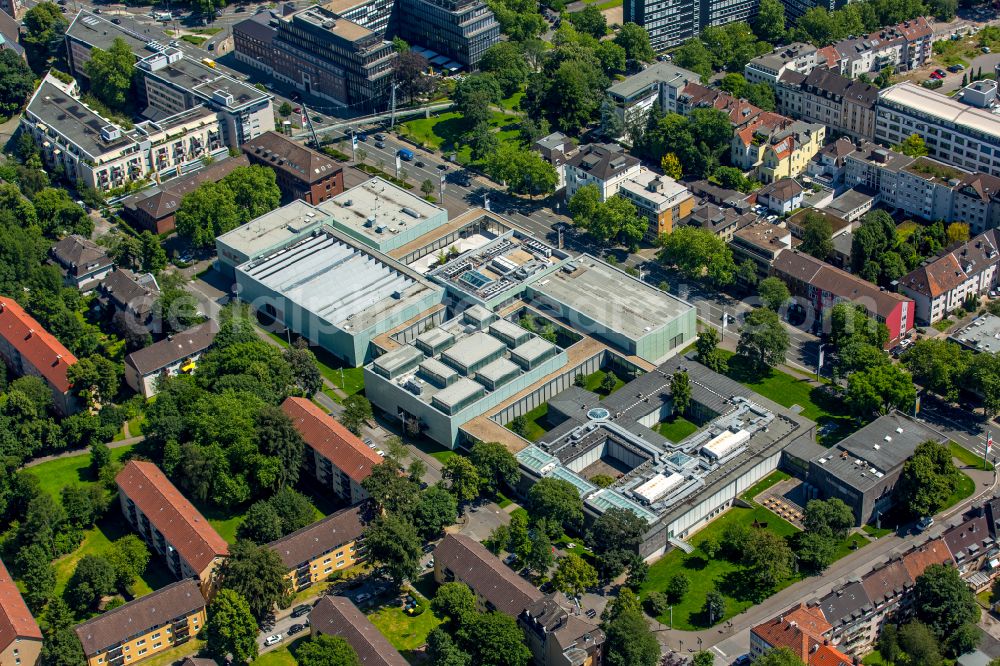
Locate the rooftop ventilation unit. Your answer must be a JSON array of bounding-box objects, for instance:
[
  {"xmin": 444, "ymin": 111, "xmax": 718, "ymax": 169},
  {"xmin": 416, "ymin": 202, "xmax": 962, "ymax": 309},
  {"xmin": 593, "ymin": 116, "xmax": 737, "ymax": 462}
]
[{"xmin": 100, "ymin": 125, "xmax": 122, "ymax": 142}]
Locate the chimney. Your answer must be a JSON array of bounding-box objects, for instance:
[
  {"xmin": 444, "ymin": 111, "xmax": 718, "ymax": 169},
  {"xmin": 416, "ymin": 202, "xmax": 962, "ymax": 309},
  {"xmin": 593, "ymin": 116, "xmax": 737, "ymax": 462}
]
[{"xmin": 25, "ymin": 328, "xmax": 33, "ymax": 339}]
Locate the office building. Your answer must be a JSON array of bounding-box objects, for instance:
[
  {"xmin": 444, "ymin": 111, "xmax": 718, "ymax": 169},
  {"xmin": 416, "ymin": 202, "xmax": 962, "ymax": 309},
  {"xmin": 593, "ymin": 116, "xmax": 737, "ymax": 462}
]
[
  {"xmin": 515, "ymin": 357, "xmax": 816, "ymax": 559},
  {"xmin": 780, "ymin": 0, "xmax": 846, "ymax": 23},
  {"xmin": 50, "ymin": 235, "xmax": 114, "ymax": 291},
  {"xmin": 805, "ymin": 413, "xmax": 947, "ymax": 525},
  {"xmin": 771, "ymin": 250, "xmax": 914, "ymax": 346},
  {"xmin": 124, "ymin": 321, "xmax": 218, "ymax": 398},
  {"xmin": 876, "ymin": 82, "xmax": 1000, "ymax": 177},
  {"xmin": 899, "ymin": 230, "xmax": 1000, "ymax": 325},
  {"xmin": 310, "ymin": 597, "xmax": 408, "ymax": 666},
  {"xmin": 116, "ymin": 461, "xmax": 229, "ymax": 596},
  {"xmin": 745, "ymin": 43, "xmax": 818, "ymax": 86},
  {"xmin": 622, "ymin": 0, "xmax": 698, "ymax": 51},
  {"xmin": 74, "ymin": 580, "xmax": 205, "ymax": 666},
  {"xmin": 606, "ymin": 62, "xmax": 700, "ymax": 128},
  {"xmin": 951, "ymin": 314, "xmax": 1000, "ymax": 354},
  {"xmin": 617, "ymin": 169, "xmax": 695, "ymax": 239},
  {"xmin": 267, "ymin": 505, "xmax": 366, "ymax": 593},
  {"xmin": 0, "ymin": 298, "xmax": 78, "ymax": 415},
  {"xmin": 0, "ymin": 558, "xmax": 42, "ymax": 666},
  {"xmin": 396, "ymin": 0, "xmax": 500, "ymax": 68},
  {"xmin": 282, "ymin": 397, "xmax": 382, "ymax": 503},
  {"xmin": 242, "ymin": 131, "xmax": 344, "ymax": 204}
]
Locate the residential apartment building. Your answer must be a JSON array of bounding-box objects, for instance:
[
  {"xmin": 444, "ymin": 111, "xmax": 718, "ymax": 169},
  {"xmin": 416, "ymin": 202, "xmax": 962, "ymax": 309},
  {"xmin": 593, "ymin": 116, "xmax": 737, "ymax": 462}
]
[
  {"xmin": 267, "ymin": 505, "xmax": 365, "ymax": 593},
  {"xmin": 756, "ymin": 178, "xmax": 803, "ymax": 214},
  {"xmin": 606, "ymin": 62, "xmax": 700, "ymax": 129},
  {"xmin": 434, "ymin": 534, "xmax": 543, "ymax": 616},
  {"xmin": 281, "ymin": 396, "xmax": 382, "ymax": 504},
  {"xmin": 234, "ymin": 6, "xmax": 396, "ymax": 109},
  {"xmin": 617, "ymin": 168, "xmax": 694, "ymax": 239},
  {"xmin": 828, "ymin": 18, "xmax": 933, "ymax": 78},
  {"xmin": 519, "ymin": 596, "xmax": 605, "ymax": 666},
  {"xmin": 50, "ymin": 235, "xmax": 114, "ymax": 291},
  {"xmin": 677, "ymin": 83, "xmax": 763, "ymax": 130},
  {"xmin": 533, "ymin": 132, "xmax": 576, "ymax": 191},
  {"xmin": 124, "ymin": 321, "xmax": 218, "ymax": 398},
  {"xmin": 116, "ymin": 461, "xmax": 229, "ymax": 597},
  {"xmin": 99, "ymin": 268, "xmax": 160, "ymax": 334},
  {"xmin": 730, "ymin": 222, "xmax": 792, "ymax": 277},
  {"xmin": 806, "ymin": 137, "xmax": 857, "ymax": 184},
  {"xmin": 898, "ymin": 230, "xmax": 1000, "ymax": 324},
  {"xmin": 310, "ymin": 597, "xmax": 408, "ymax": 666},
  {"xmin": 759, "ymin": 121, "xmax": 825, "ymax": 183},
  {"xmin": 771, "ymin": 250, "xmax": 914, "ymax": 345},
  {"xmin": 876, "ymin": 82, "xmax": 1000, "ymax": 178},
  {"xmin": 0, "ymin": 558, "xmax": 42, "ymax": 666},
  {"xmin": 563, "ymin": 143, "xmax": 641, "ymax": 201},
  {"xmin": 751, "ymin": 603, "xmax": 852, "ymax": 666},
  {"xmin": 776, "ymin": 67, "xmax": 878, "ymax": 141},
  {"xmin": 0, "ymin": 297, "xmax": 78, "ymax": 415},
  {"xmin": 731, "ymin": 112, "xmax": 795, "ymax": 173},
  {"xmin": 121, "ymin": 156, "xmax": 251, "ymax": 234},
  {"xmin": 745, "ymin": 42, "xmax": 819, "ymax": 86},
  {"xmin": 74, "ymin": 579, "xmax": 205, "ymax": 666},
  {"xmin": 242, "ymin": 131, "xmax": 344, "ymax": 204},
  {"xmin": 953, "ymin": 172, "xmax": 1000, "ymax": 234}
]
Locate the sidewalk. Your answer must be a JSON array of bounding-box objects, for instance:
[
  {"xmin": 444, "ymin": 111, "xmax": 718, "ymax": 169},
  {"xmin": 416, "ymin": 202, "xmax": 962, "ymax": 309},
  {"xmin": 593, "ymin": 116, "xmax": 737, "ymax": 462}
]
[{"xmin": 24, "ymin": 436, "xmax": 145, "ymax": 468}]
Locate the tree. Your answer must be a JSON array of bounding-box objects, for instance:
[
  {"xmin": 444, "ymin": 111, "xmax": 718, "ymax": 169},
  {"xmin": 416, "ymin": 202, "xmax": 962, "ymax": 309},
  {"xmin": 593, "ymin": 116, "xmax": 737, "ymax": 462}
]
[
  {"xmin": 432, "ymin": 582, "xmax": 478, "ymax": 627},
  {"xmin": 32, "ymin": 188, "xmax": 91, "ymax": 237},
  {"xmin": 758, "ymin": 277, "xmax": 791, "ymax": 312},
  {"xmin": 661, "ymin": 152, "xmax": 683, "ymax": 180},
  {"xmin": 427, "ymin": 628, "xmax": 472, "ymax": 666},
  {"xmin": 588, "ymin": 195, "xmax": 646, "ymax": 249},
  {"xmin": 487, "ymin": 0, "xmax": 546, "ymax": 41},
  {"xmin": 946, "ymin": 221, "xmax": 970, "ymax": 245},
  {"xmin": 22, "ymin": 2, "xmax": 68, "ymax": 72},
  {"xmin": 207, "ymin": 589, "xmax": 259, "ymax": 664},
  {"xmin": 61, "ymin": 484, "xmax": 108, "ymax": 528},
  {"xmin": 483, "ymin": 143, "xmax": 559, "ymax": 197},
  {"xmin": 219, "ymin": 540, "xmax": 288, "ymax": 621},
  {"xmin": 16, "ymin": 544, "xmax": 55, "ymax": 612},
  {"xmin": 284, "ymin": 342, "xmax": 323, "ymax": 397},
  {"xmin": 479, "ymin": 42, "xmax": 530, "ymax": 97},
  {"xmin": 614, "ymin": 23, "xmax": 656, "ymax": 63},
  {"xmin": 568, "ymin": 184, "xmax": 602, "ymax": 228},
  {"xmin": 901, "ymin": 339, "xmax": 973, "ymax": 402},
  {"xmin": 85, "ymin": 37, "xmax": 135, "ymax": 111},
  {"xmin": 715, "ymin": 166, "xmax": 753, "ymax": 193},
  {"xmin": 753, "ymin": 0, "xmax": 786, "ymax": 42},
  {"xmin": 40, "ymin": 598, "xmax": 85, "ymax": 666},
  {"xmin": 237, "ymin": 499, "xmax": 284, "ymax": 543},
  {"xmin": 255, "ymin": 405, "xmax": 304, "ymax": 491},
  {"xmin": 659, "ymin": 226, "xmax": 736, "ymax": 285},
  {"xmin": 913, "ymin": 564, "xmax": 980, "ymax": 646},
  {"xmin": 829, "ymin": 302, "xmax": 888, "ymax": 350},
  {"xmin": 588, "ymin": 507, "xmax": 648, "ymax": 555},
  {"xmin": 693, "ymin": 652, "xmax": 716, "ymax": 666},
  {"xmin": 176, "ymin": 182, "xmax": 241, "ymax": 248},
  {"xmin": 0, "ymin": 50, "xmax": 35, "ymax": 118},
  {"xmin": 339, "ymin": 395, "xmax": 373, "ymax": 436},
  {"xmin": 646, "ymin": 590, "xmax": 670, "ymax": 617},
  {"xmin": 605, "ymin": 609, "xmax": 659, "ymax": 666},
  {"xmin": 799, "ymin": 212, "xmax": 834, "ymax": 260},
  {"xmin": 223, "ymin": 165, "xmax": 282, "ymax": 224},
  {"xmin": 569, "ymin": 5, "xmax": 607, "ymax": 38},
  {"xmin": 702, "ymin": 590, "xmax": 726, "ymax": 626},
  {"xmin": 67, "ymin": 554, "xmax": 116, "ymax": 613},
  {"xmin": 443, "ymin": 455, "xmax": 481, "ymax": 503},
  {"xmin": 754, "ymin": 648, "xmax": 806, "ymax": 666},
  {"xmin": 737, "ymin": 308, "xmax": 789, "ymax": 372},
  {"xmin": 365, "ymin": 514, "xmax": 422, "ymax": 588},
  {"xmin": 670, "ymin": 370, "xmax": 691, "ymax": 416},
  {"xmin": 898, "ymin": 620, "xmax": 944, "ymax": 666},
  {"xmin": 393, "ymin": 51, "xmax": 432, "ymax": 102},
  {"xmin": 551, "ymin": 554, "xmax": 598, "ymax": 597},
  {"xmin": 296, "ymin": 634, "xmax": 359, "ymax": 666},
  {"xmin": 527, "ymin": 478, "xmax": 584, "ymax": 538},
  {"xmin": 470, "ymin": 441, "xmax": 519, "ymax": 496},
  {"xmin": 413, "ymin": 485, "xmax": 458, "ymax": 540},
  {"xmin": 674, "ymin": 38, "xmax": 714, "ymax": 81},
  {"xmin": 895, "ymin": 133, "xmax": 929, "ymax": 157},
  {"xmin": 67, "ymin": 354, "xmax": 121, "ymax": 407},
  {"xmin": 454, "ymin": 74, "xmax": 501, "ymax": 127},
  {"xmin": 896, "ymin": 441, "xmax": 962, "ymax": 519},
  {"xmin": 362, "ymin": 458, "xmax": 421, "ymax": 517},
  {"xmin": 696, "ymin": 327, "xmax": 727, "ymax": 372},
  {"xmin": 803, "ymin": 498, "xmax": 854, "ymax": 539},
  {"xmin": 106, "ymin": 534, "xmax": 150, "ymax": 592},
  {"xmin": 666, "ymin": 572, "xmax": 690, "ymax": 603},
  {"xmin": 794, "ymin": 529, "xmax": 838, "ymax": 572},
  {"xmin": 139, "ymin": 231, "xmax": 167, "ymax": 272},
  {"xmin": 846, "ymin": 363, "xmax": 916, "ymax": 417},
  {"xmin": 523, "ymin": 527, "xmax": 554, "ymax": 575},
  {"xmin": 743, "ymin": 530, "xmax": 794, "ymax": 592},
  {"xmin": 461, "ymin": 611, "xmax": 533, "ymax": 666}
]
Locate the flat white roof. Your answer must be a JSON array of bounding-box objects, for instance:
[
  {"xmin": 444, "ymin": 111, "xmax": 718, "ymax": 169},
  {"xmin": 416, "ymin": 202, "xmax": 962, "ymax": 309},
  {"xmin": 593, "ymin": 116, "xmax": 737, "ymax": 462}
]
[
  {"xmin": 880, "ymin": 82, "xmax": 1000, "ymax": 139},
  {"xmin": 319, "ymin": 177, "xmax": 445, "ymax": 242},
  {"xmin": 217, "ymin": 200, "xmax": 323, "ymax": 258}
]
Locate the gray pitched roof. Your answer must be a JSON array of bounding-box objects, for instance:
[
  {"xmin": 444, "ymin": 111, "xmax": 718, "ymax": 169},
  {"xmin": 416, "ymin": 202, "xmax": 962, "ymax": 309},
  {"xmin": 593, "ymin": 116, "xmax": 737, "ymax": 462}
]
[
  {"xmin": 310, "ymin": 597, "xmax": 408, "ymax": 666},
  {"xmin": 434, "ymin": 534, "xmax": 543, "ymax": 616},
  {"xmin": 124, "ymin": 321, "xmax": 218, "ymax": 375}
]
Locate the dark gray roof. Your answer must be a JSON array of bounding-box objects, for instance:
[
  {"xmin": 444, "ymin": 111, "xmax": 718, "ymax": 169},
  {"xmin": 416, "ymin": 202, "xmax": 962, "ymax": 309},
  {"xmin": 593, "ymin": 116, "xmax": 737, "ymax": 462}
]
[
  {"xmin": 122, "ymin": 156, "xmax": 250, "ymax": 221},
  {"xmin": 434, "ymin": 534, "xmax": 543, "ymax": 616},
  {"xmin": 266, "ymin": 505, "xmax": 365, "ymax": 568},
  {"xmin": 817, "ymin": 579, "xmax": 872, "ymax": 627},
  {"xmin": 100, "ymin": 268, "xmax": 159, "ymax": 315},
  {"xmin": 310, "ymin": 597, "xmax": 408, "ymax": 666},
  {"xmin": 50, "ymin": 235, "xmax": 112, "ymax": 278},
  {"xmin": 124, "ymin": 321, "xmax": 218, "ymax": 375},
  {"xmin": 0, "ymin": 9, "xmax": 23, "ymax": 56},
  {"xmin": 565, "ymin": 144, "xmax": 639, "ymax": 181}
]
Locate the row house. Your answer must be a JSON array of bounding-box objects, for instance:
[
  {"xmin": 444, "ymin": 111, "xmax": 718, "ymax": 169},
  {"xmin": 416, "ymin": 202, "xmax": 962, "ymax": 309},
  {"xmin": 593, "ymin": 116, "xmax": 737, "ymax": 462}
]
[
  {"xmin": 771, "ymin": 250, "xmax": 914, "ymax": 346},
  {"xmin": 74, "ymin": 579, "xmax": 205, "ymax": 666},
  {"xmin": 267, "ymin": 505, "xmax": 366, "ymax": 593},
  {"xmin": 0, "ymin": 558, "xmax": 42, "ymax": 666},
  {"xmin": 776, "ymin": 67, "xmax": 879, "ymax": 141},
  {"xmin": 899, "ymin": 230, "xmax": 1000, "ymax": 324},
  {"xmin": 123, "ymin": 321, "xmax": 218, "ymax": 399},
  {"xmin": 116, "ymin": 461, "xmax": 229, "ymax": 597},
  {"xmin": 0, "ymin": 298, "xmax": 78, "ymax": 415},
  {"xmin": 825, "ymin": 17, "xmax": 933, "ymax": 78},
  {"xmin": 282, "ymin": 397, "xmax": 382, "ymax": 505}
]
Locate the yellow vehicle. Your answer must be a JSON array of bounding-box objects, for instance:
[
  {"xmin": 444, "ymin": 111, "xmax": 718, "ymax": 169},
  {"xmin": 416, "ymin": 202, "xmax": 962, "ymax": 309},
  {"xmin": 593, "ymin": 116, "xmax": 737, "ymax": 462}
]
[{"xmin": 201, "ymin": 57, "xmax": 216, "ymax": 68}]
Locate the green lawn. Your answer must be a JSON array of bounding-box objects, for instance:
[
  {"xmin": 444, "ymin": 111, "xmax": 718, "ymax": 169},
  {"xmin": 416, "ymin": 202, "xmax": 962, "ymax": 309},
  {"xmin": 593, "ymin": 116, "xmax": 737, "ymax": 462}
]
[
  {"xmin": 863, "ymin": 524, "xmax": 893, "ymax": 539},
  {"xmin": 255, "ymin": 647, "xmax": 299, "ymax": 666},
  {"xmin": 740, "ymin": 470, "xmax": 791, "ymax": 501},
  {"xmin": 400, "ymin": 110, "xmax": 521, "ymax": 163},
  {"xmin": 950, "ymin": 441, "xmax": 995, "ymax": 471},
  {"xmin": 639, "ymin": 505, "xmax": 801, "ymax": 630},
  {"xmin": 655, "ymin": 416, "xmax": 699, "ymax": 443},
  {"xmin": 139, "ymin": 640, "xmax": 206, "ymax": 666},
  {"xmin": 28, "ymin": 446, "xmax": 136, "ymax": 503},
  {"xmin": 944, "ymin": 472, "xmax": 977, "ymax": 510},
  {"xmin": 409, "ymin": 437, "xmax": 459, "ymax": 463},
  {"xmin": 833, "ymin": 533, "xmax": 870, "ymax": 560},
  {"xmin": 555, "ymin": 534, "xmax": 592, "ymax": 558},
  {"xmin": 259, "ymin": 324, "xmax": 364, "ymax": 400},
  {"xmin": 180, "ymin": 35, "xmax": 208, "ymax": 46},
  {"xmin": 499, "ymin": 91, "xmax": 524, "ymax": 111},
  {"xmin": 861, "ymin": 650, "xmax": 888, "ymax": 666},
  {"xmin": 719, "ymin": 351, "xmax": 857, "ymax": 442},
  {"xmin": 932, "ymin": 318, "xmax": 955, "ymax": 332},
  {"xmin": 368, "ymin": 591, "xmax": 442, "ymax": 657},
  {"xmin": 507, "ymin": 403, "xmax": 551, "ymax": 442},
  {"xmin": 582, "ymin": 369, "xmax": 626, "ymax": 396}
]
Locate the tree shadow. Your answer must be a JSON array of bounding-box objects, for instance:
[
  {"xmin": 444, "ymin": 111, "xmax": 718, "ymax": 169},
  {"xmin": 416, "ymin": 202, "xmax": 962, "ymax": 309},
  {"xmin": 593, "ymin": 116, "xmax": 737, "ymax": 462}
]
[
  {"xmin": 682, "ymin": 554, "xmax": 709, "ymax": 571},
  {"xmin": 717, "ymin": 568, "xmax": 771, "ymax": 604},
  {"xmin": 723, "ymin": 354, "xmax": 771, "ymax": 384}
]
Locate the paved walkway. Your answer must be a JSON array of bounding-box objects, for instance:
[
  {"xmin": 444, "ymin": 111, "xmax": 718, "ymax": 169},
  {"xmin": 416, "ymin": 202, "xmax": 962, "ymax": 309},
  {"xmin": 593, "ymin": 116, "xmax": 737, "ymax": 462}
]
[{"xmin": 24, "ymin": 436, "xmax": 145, "ymax": 468}]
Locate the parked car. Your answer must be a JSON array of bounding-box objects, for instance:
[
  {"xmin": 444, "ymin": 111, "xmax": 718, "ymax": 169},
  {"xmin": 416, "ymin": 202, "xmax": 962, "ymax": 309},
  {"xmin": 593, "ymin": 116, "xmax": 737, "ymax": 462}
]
[
  {"xmin": 948, "ymin": 64, "xmax": 964, "ymax": 72},
  {"xmin": 935, "ymin": 68, "xmax": 948, "ymax": 77},
  {"xmin": 264, "ymin": 635, "xmax": 282, "ymax": 646},
  {"xmin": 355, "ymin": 592, "xmax": 371, "ymax": 604},
  {"xmin": 504, "ymin": 553, "xmax": 518, "ymax": 565},
  {"xmin": 288, "ymin": 624, "xmax": 306, "ymax": 636},
  {"xmin": 291, "ymin": 604, "xmax": 312, "ymax": 618},
  {"xmin": 917, "ymin": 516, "xmax": 934, "ymax": 532},
  {"xmin": 984, "ymin": 46, "xmax": 992, "ymax": 53}
]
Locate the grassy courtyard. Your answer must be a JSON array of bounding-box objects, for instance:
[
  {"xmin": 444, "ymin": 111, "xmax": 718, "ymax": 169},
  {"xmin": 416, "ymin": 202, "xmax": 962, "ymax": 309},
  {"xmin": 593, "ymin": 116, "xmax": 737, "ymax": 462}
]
[
  {"xmin": 368, "ymin": 594, "xmax": 442, "ymax": 659},
  {"xmin": 655, "ymin": 416, "xmax": 699, "ymax": 443},
  {"xmin": 28, "ymin": 445, "xmax": 136, "ymax": 502},
  {"xmin": 639, "ymin": 505, "xmax": 802, "ymax": 630}
]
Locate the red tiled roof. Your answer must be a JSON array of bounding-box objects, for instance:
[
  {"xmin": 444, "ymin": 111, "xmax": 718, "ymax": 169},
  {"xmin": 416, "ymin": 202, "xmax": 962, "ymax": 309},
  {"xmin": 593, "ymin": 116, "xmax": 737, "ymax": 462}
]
[
  {"xmin": 897, "ymin": 16, "xmax": 932, "ymax": 41},
  {"xmin": 752, "ymin": 603, "xmax": 830, "ymax": 660},
  {"xmin": 281, "ymin": 397, "xmax": 381, "ymax": 484},
  {"xmin": 901, "ymin": 537, "xmax": 953, "ymax": 580},
  {"xmin": 816, "ymin": 46, "xmax": 840, "ymax": 68},
  {"xmin": 810, "ymin": 644, "xmax": 853, "ymax": 666},
  {"xmin": 735, "ymin": 113, "xmax": 793, "ymax": 147},
  {"xmin": 115, "ymin": 461, "xmax": 228, "ymax": 573},
  {"xmin": 0, "ymin": 557, "xmax": 42, "ymax": 652},
  {"xmin": 0, "ymin": 297, "xmax": 77, "ymax": 393}
]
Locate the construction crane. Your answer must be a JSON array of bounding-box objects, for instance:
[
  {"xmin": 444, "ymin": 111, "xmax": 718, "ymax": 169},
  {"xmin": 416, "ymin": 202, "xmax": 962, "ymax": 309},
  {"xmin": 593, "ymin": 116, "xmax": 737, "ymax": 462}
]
[{"xmin": 301, "ymin": 103, "xmax": 321, "ymax": 149}]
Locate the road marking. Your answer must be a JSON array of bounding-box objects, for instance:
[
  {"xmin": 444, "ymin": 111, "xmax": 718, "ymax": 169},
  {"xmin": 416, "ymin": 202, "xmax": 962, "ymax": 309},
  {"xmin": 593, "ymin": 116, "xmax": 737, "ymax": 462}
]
[{"xmin": 713, "ymin": 646, "xmax": 727, "ymax": 656}]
